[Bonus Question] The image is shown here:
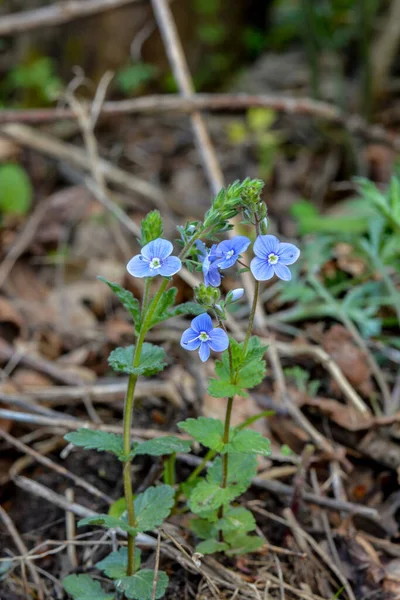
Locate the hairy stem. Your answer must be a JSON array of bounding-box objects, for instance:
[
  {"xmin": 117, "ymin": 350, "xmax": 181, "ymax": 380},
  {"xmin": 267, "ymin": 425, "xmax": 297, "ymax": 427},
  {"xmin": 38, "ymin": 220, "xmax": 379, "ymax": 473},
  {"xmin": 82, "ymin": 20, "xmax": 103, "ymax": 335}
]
[
  {"xmin": 122, "ymin": 225, "xmax": 208, "ymax": 574},
  {"xmin": 242, "ymin": 280, "xmax": 260, "ymax": 355}
]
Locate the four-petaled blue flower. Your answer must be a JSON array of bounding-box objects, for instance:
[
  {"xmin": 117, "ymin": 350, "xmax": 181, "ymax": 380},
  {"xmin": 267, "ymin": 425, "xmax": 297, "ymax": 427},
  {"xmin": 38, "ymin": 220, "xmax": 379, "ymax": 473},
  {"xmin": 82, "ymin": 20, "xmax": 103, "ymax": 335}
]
[
  {"xmin": 180, "ymin": 313, "xmax": 229, "ymax": 362},
  {"xmin": 250, "ymin": 235, "xmax": 300, "ymax": 281},
  {"xmin": 127, "ymin": 238, "xmax": 182, "ymax": 278},
  {"xmin": 196, "ymin": 241, "xmax": 221, "ymax": 287},
  {"xmin": 215, "ymin": 236, "xmax": 251, "ymax": 269},
  {"xmin": 196, "ymin": 236, "xmax": 251, "ymax": 288}
]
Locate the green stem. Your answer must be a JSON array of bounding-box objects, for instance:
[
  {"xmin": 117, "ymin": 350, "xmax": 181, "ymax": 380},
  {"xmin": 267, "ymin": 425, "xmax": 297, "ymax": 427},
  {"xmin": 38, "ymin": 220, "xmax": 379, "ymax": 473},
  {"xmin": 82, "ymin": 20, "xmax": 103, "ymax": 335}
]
[
  {"xmin": 163, "ymin": 453, "xmax": 176, "ymax": 486},
  {"xmin": 218, "ymin": 396, "xmax": 234, "ymax": 531},
  {"xmin": 121, "ymin": 225, "xmax": 209, "ymax": 575},
  {"xmin": 301, "ymin": 0, "xmax": 320, "ymax": 99}
]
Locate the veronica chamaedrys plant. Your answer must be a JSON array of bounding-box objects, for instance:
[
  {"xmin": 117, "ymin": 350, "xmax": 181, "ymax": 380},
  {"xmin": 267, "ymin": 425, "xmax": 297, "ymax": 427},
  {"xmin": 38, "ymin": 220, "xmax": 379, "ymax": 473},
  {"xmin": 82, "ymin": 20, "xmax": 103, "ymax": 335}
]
[
  {"xmin": 62, "ymin": 181, "xmax": 268, "ymax": 600},
  {"xmin": 177, "ymin": 192, "xmax": 301, "ymax": 556}
]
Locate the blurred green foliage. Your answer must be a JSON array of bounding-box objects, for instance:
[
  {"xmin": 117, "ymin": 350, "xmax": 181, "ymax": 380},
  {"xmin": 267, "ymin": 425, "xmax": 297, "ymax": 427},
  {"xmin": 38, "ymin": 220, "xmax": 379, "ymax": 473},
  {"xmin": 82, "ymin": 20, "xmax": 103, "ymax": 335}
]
[
  {"xmin": 0, "ymin": 163, "xmax": 33, "ymax": 217},
  {"xmin": 0, "ymin": 56, "xmax": 62, "ymax": 107}
]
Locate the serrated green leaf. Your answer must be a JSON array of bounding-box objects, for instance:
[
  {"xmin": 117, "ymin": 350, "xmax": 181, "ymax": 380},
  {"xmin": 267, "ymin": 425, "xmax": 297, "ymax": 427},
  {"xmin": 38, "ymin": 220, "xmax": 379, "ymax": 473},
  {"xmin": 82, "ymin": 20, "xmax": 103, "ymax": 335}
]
[
  {"xmin": 98, "ymin": 277, "xmax": 141, "ymax": 327},
  {"xmin": 178, "ymin": 417, "xmax": 224, "ymax": 451},
  {"xmin": 78, "ymin": 514, "xmax": 136, "ymax": 536},
  {"xmin": 208, "ymin": 378, "xmax": 245, "ymax": 398},
  {"xmin": 195, "ymin": 539, "xmax": 228, "ymax": 554},
  {"xmin": 134, "ymin": 485, "xmax": 174, "ymax": 532},
  {"xmin": 0, "ymin": 163, "xmax": 33, "ymax": 216},
  {"xmin": 217, "ymin": 507, "xmax": 256, "ymax": 534},
  {"xmin": 108, "ymin": 497, "xmax": 127, "ymax": 518},
  {"xmin": 117, "ymin": 569, "xmax": 168, "ymax": 600},
  {"xmin": 96, "ymin": 548, "xmax": 141, "ymax": 579},
  {"xmin": 140, "ymin": 210, "xmax": 163, "ymax": 246},
  {"xmin": 188, "ymin": 481, "xmax": 232, "ymax": 513},
  {"xmin": 226, "ymin": 429, "xmax": 271, "ymax": 456},
  {"xmin": 108, "ymin": 343, "xmax": 166, "ymax": 377},
  {"xmin": 207, "ymin": 453, "xmax": 257, "ymax": 499},
  {"xmin": 63, "ymin": 574, "xmax": 114, "ymax": 600},
  {"xmin": 190, "ymin": 517, "xmax": 218, "ymax": 540},
  {"xmin": 167, "ymin": 301, "xmax": 205, "ymax": 319},
  {"xmin": 134, "ymin": 436, "xmax": 191, "ymax": 457},
  {"xmin": 64, "ymin": 429, "xmax": 126, "ymax": 460},
  {"xmin": 224, "ymin": 533, "xmax": 264, "ymax": 555}
]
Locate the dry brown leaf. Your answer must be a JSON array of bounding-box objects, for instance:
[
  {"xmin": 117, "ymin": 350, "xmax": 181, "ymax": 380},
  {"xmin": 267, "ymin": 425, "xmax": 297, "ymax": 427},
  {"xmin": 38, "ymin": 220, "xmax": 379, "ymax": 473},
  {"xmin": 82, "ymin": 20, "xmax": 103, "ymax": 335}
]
[
  {"xmin": 301, "ymin": 395, "xmax": 373, "ymax": 431},
  {"xmin": 12, "ymin": 368, "xmax": 53, "ymax": 390},
  {"xmin": 322, "ymin": 324, "xmax": 374, "ymax": 396}
]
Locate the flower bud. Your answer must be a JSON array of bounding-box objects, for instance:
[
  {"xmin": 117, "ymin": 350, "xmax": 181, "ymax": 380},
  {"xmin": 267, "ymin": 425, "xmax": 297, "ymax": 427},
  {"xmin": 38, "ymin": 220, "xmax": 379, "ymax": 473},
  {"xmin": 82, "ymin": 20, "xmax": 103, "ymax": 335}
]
[
  {"xmin": 260, "ymin": 217, "xmax": 268, "ymax": 235},
  {"xmin": 194, "ymin": 283, "xmax": 221, "ymax": 307},
  {"xmin": 226, "ymin": 288, "xmax": 244, "ymax": 304}
]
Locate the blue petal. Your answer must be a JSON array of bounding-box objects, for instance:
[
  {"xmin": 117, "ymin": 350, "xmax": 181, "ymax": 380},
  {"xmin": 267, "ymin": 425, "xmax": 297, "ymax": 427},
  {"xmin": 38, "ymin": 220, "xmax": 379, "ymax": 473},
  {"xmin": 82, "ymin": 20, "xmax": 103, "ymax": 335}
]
[
  {"xmin": 141, "ymin": 238, "xmax": 172, "ymax": 261},
  {"xmin": 191, "ymin": 312, "xmax": 213, "ymax": 334},
  {"xmin": 203, "ymin": 260, "xmax": 221, "ymax": 287},
  {"xmin": 253, "ymin": 235, "xmax": 280, "ymax": 259},
  {"xmin": 277, "ymin": 242, "xmax": 300, "ymax": 265},
  {"xmin": 274, "ymin": 263, "xmax": 292, "ymax": 281},
  {"xmin": 159, "ymin": 256, "xmax": 182, "ymax": 277},
  {"xmin": 250, "ymin": 257, "xmax": 275, "ymax": 281},
  {"xmin": 208, "ymin": 328, "xmax": 229, "ymax": 352},
  {"xmin": 199, "ymin": 342, "xmax": 210, "ymax": 362},
  {"xmin": 180, "ymin": 327, "xmax": 201, "ymax": 351},
  {"xmin": 126, "ymin": 255, "xmax": 152, "ymax": 278},
  {"xmin": 216, "ymin": 236, "xmax": 251, "ymax": 269},
  {"xmin": 196, "ymin": 240, "xmax": 207, "ymax": 262}
]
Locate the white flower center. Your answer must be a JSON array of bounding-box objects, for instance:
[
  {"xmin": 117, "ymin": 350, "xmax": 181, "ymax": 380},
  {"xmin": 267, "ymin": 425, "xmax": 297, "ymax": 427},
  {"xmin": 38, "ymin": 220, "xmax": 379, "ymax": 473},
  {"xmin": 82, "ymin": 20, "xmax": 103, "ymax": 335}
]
[
  {"xmin": 267, "ymin": 253, "xmax": 279, "ymax": 265},
  {"xmin": 225, "ymin": 250, "xmax": 234, "ymax": 259},
  {"xmin": 149, "ymin": 257, "xmax": 161, "ymax": 269},
  {"xmin": 199, "ymin": 331, "xmax": 210, "ymax": 342}
]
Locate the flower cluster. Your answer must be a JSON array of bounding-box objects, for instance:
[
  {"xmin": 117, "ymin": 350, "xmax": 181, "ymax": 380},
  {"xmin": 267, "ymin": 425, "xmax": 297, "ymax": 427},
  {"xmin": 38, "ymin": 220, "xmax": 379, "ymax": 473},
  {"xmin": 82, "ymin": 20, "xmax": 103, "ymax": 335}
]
[{"xmin": 197, "ymin": 236, "xmax": 251, "ymax": 287}]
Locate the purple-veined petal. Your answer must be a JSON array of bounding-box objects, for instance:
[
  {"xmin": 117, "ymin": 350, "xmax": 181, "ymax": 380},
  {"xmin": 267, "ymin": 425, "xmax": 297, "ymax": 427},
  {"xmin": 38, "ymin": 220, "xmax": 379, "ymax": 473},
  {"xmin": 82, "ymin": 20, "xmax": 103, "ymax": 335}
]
[
  {"xmin": 190, "ymin": 312, "xmax": 213, "ymax": 334},
  {"xmin": 141, "ymin": 238, "xmax": 172, "ymax": 261},
  {"xmin": 208, "ymin": 328, "xmax": 229, "ymax": 352},
  {"xmin": 277, "ymin": 242, "xmax": 300, "ymax": 265},
  {"xmin": 253, "ymin": 235, "xmax": 279, "ymax": 259},
  {"xmin": 273, "ymin": 263, "xmax": 292, "ymax": 281},
  {"xmin": 126, "ymin": 255, "xmax": 153, "ymax": 278},
  {"xmin": 199, "ymin": 342, "xmax": 210, "ymax": 362},
  {"xmin": 203, "ymin": 261, "xmax": 221, "ymax": 287},
  {"xmin": 216, "ymin": 236, "xmax": 251, "ymax": 269},
  {"xmin": 159, "ymin": 256, "xmax": 182, "ymax": 277},
  {"xmin": 180, "ymin": 327, "xmax": 201, "ymax": 351},
  {"xmin": 250, "ymin": 257, "xmax": 275, "ymax": 281}
]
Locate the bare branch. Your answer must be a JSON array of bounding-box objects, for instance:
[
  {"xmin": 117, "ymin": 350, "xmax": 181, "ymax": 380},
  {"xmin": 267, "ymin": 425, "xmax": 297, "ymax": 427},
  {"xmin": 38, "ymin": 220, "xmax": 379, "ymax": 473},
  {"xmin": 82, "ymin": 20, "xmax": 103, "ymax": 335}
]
[{"xmin": 0, "ymin": 0, "xmax": 143, "ymax": 36}]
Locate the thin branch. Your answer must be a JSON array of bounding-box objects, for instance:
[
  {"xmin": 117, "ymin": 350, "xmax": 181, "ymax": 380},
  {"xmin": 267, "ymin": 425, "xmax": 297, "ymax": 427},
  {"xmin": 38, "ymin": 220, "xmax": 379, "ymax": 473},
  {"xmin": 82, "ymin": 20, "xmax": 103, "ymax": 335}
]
[
  {"xmin": 1, "ymin": 94, "xmax": 398, "ymax": 149},
  {"xmin": 0, "ymin": 0, "xmax": 143, "ymax": 36}
]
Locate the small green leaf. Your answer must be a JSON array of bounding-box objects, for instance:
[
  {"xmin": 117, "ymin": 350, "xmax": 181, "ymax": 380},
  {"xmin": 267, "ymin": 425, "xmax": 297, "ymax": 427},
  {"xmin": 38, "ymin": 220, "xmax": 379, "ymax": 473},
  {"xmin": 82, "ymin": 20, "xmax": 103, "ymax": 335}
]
[
  {"xmin": 96, "ymin": 548, "xmax": 141, "ymax": 579},
  {"xmin": 98, "ymin": 277, "xmax": 141, "ymax": 327},
  {"xmin": 195, "ymin": 539, "xmax": 228, "ymax": 554},
  {"xmin": 108, "ymin": 497, "xmax": 127, "ymax": 518},
  {"xmin": 207, "ymin": 453, "xmax": 257, "ymax": 499},
  {"xmin": 63, "ymin": 574, "xmax": 114, "ymax": 600},
  {"xmin": 224, "ymin": 533, "xmax": 264, "ymax": 555},
  {"xmin": 208, "ymin": 378, "xmax": 245, "ymax": 398},
  {"xmin": 190, "ymin": 517, "xmax": 218, "ymax": 540},
  {"xmin": 134, "ymin": 485, "xmax": 175, "ymax": 532},
  {"xmin": 64, "ymin": 429, "xmax": 126, "ymax": 461},
  {"xmin": 217, "ymin": 507, "xmax": 256, "ymax": 534},
  {"xmin": 226, "ymin": 429, "xmax": 271, "ymax": 456},
  {"xmin": 140, "ymin": 210, "xmax": 163, "ymax": 246},
  {"xmin": 118, "ymin": 569, "xmax": 168, "ymax": 600},
  {"xmin": 0, "ymin": 163, "xmax": 33, "ymax": 216},
  {"xmin": 78, "ymin": 514, "xmax": 136, "ymax": 536},
  {"xmin": 167, "ymin": 302, "xmax": 205, "ymax": 318},
  {"xmin": 134, "ymin": 436, "xmax": 191, "ymax": 457},
  {"xmin": 108, "ymin": 343, "xmax": 166, "ymax": 377},
  {"xmin": 178, "ymin": 417, "xmax": 224, "ymax": 450},
  {"xmin": 188, "ymin": 481, "xmax": 231, "ymax": 513}
]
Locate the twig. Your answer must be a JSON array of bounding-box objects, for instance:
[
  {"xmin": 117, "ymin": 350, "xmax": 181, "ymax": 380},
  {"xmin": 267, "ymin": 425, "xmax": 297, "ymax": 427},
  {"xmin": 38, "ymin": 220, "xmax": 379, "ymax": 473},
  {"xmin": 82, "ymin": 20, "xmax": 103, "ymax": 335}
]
[
  {"xmin": 0, "ymin": 504, "xmax": 45, "ymax": 600},
  {"xmin": 371, "ymin": 0, "xmax": 400, "ymax": 101},
  {"xmin": 12, "ymin": 476, "xmax": 156, "ymax": 547},
  {"xmin": 150, "ymin": 0, "xmax": 224, "ymax": 196},
  {"xmin": 152, "ymin": 532, "xmax": 162, "ymax": 600},
  {"xmin": 0, "ymin": 427, "xmax": 114, "ymax": 504},
  {"xmin": 0, "ymin": 93, "xmax": 399, "ymax": 150},
  {"xmin": 0, "ymin": 0, "xmax": 143, "ymax": 36},
  {"xmin": 1, "ymin": 123, "xmax": 165, "ymax": 206},
  {"xmin": 65, "ymin": 489, "xmax": 78, "ymax": 569}
]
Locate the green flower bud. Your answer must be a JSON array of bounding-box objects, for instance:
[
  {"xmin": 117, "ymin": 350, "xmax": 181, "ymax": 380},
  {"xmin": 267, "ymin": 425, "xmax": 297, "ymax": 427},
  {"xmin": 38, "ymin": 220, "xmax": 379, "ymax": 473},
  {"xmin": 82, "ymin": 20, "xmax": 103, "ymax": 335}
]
[
  {"xmin": 194, "ymin": 283, "xmax": 221, "ymax": 307},
  {"xmin": 140, "ymin": 210, "xmax": 163, "ymax": 246}
]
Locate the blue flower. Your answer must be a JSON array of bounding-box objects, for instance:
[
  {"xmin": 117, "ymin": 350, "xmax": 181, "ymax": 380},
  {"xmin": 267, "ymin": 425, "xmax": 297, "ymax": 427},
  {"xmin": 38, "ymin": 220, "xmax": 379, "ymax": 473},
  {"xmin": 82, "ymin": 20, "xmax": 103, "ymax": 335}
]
[
  {"xmin": 180, "ymin": 313, "xmax": 229, "ymax": 362},
  {"xmin": 250, "ymin": 235, "xmax": 300, "ymax": 281},
  {"xmin": 196, "ymin": 241, "xmax": 221, "ymax": 287},
  {"xmin": 127, "ymin": 238, "xmax": 182, "ymax": 278},
  {"xmin": 215, "ymin": 236, "xmax": 251, "ymax": 269}
]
